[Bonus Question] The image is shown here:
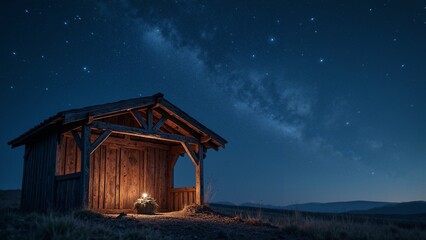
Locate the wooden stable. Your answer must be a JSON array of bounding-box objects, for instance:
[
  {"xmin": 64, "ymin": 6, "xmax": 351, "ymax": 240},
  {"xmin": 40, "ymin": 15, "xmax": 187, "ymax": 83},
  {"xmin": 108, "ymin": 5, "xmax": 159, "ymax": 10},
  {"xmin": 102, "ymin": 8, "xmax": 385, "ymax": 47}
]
[{"xmin": 9, "ymin": 93, "xmax": 226, "ymax": 212}]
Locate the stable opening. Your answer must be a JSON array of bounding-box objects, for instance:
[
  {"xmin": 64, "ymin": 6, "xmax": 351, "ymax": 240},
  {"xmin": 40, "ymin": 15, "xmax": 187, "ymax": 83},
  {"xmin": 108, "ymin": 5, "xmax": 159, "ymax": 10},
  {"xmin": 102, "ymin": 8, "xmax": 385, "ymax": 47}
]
[{"xmin": 173, "ymin": 155, "xmax": 195, "ymax": 188}]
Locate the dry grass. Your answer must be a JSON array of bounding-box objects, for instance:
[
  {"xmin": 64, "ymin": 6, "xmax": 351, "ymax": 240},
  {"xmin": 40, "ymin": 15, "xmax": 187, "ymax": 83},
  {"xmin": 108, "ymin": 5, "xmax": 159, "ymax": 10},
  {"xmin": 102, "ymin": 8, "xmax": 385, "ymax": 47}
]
[
  {"xmin": 211, "ymin": 204, "xmax": 426, "ymax": 240},
  {"xmin": 0, "ymin": 208, "xmax": 169, "ymax": 240},
  {"xmin": 274, "ymin": 214, "xmax": 426, "ymax": 240},
  {"xmin": 3, "ymin": 190, "xmax": 425, "ymax": 240}
]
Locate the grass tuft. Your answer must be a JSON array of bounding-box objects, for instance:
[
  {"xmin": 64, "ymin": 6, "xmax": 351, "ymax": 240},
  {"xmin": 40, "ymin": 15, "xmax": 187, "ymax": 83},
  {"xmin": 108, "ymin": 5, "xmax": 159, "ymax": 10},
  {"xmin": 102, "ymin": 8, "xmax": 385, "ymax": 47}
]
[{"xmin": 0, "ymin": 208, "xmax": 169, "ymax": 240}]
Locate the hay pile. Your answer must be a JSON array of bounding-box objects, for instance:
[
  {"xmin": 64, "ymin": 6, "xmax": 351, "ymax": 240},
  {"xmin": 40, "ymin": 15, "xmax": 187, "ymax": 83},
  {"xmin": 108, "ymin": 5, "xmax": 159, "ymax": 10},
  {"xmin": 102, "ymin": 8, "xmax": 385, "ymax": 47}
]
[{"xmin": 182, "ymin": 204, "xmax": 215, "ymax": 215}]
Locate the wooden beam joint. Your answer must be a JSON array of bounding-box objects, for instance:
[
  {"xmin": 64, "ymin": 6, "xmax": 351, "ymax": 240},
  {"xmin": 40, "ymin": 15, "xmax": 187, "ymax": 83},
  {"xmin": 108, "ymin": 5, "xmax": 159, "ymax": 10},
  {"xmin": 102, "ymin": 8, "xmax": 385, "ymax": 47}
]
[
  {"xmin": 181, "ymin": 142, "xmax": 199, "ymax": 166},
  {"xmin": 130, "ymin": 109, "xmax": 148, "ymax": 129},
  {"xmin": 71, "ymin": 130, "xmax": 83, "ymax": 150},
  {"xmin": 89, "ymin": 130, "xmax": 112, "ymax": 154},
  {"xmin": 152, "ymin": 112, "xmax": 169, "ymax": 132}
]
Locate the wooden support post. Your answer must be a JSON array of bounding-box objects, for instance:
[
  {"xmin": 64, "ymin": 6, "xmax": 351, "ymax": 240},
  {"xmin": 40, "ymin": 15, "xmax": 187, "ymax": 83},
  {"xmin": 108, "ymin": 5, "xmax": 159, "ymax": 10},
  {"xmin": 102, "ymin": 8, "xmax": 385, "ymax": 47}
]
[
  {"xmin": 80, "ymin": 124, "xmax": 91, "ymax": 209},
  {"xmin": 167, "ymin": 153, "xmax": 179, "ymax": 211},
  {"xmin": 195, "ymin": 152, "xmax": 204, "ymax": 205}
]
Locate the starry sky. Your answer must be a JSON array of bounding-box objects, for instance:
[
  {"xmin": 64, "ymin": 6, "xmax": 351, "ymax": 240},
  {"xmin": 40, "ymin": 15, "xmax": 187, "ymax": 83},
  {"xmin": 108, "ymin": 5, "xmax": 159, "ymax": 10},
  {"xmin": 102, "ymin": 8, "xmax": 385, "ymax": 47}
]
[{"xmin": 1, "ymin": 1, "xmax": 426, "ymax": 205}]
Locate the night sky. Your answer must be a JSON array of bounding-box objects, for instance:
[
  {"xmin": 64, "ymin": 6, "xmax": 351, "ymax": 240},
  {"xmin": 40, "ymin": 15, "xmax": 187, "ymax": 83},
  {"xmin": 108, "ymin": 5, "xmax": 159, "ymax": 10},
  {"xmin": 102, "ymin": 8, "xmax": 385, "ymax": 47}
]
[{"xmin": 1, "ymin": 1, "xmax": 425, "ymax": 206}]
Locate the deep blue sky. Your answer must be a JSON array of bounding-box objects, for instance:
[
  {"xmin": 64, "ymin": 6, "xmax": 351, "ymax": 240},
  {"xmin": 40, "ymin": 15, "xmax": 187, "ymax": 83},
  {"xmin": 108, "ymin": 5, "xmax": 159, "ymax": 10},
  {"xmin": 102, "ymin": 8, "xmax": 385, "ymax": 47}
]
[{"xmin": 1, "ymin": 1, "xmax": 425, "ymax": 205}]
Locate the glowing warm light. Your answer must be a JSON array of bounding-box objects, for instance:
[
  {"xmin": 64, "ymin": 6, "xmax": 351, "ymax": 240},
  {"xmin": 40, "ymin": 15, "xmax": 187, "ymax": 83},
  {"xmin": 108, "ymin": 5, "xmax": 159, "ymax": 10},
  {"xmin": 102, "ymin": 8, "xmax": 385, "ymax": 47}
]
[{"xmin": 142, "ymin": 193, "xmax": 148, "ymax": 198}]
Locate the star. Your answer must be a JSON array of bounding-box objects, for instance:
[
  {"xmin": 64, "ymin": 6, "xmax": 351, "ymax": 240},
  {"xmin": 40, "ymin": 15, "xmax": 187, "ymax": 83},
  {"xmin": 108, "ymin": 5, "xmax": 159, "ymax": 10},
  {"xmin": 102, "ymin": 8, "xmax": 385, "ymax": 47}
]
[
  {"xmin": 12, "ymin": 51, "xmax": 16, "ymax": 56},
  {"xmin": 269, "ymin": 37, "xmax": 275, "ymax": 43},
  {"xmin": 64, "ymin": 21, "xmax": 68, "ymax": 25},
  {"xmin": 401, "ymin": 64, "xmax": 405, "ymax": 68},
  {"xmin": 310, "ymin": 17, "xmax": 315, "ymax": 21},
  {"xmin": 10, "ymin": 86, "xmax": 14, "ymax": 89},
  {"xmin": 24, "ymin": 9, "xmax": 29, "ymax": 13},
  {"xmin": 251, "ymin": 53, "xmax": 256, "ymax": 58},
  {"xmin": 83, "ymin": 66, "xmax": 91, "ymax": 73},
  {"xmin": 319, "ymin": 58, "xmax": 324, "ymax": 63},
  {"xmin": 371, "ymin": 171, "xmax": 375, "ymax": 175},
  {"xmin": 45, "ymin": 87, "xmax": 49, "ymax": 91},
  {"xmin": 345, "ymin": 121, "xmax": 350, "ymax": 126}
]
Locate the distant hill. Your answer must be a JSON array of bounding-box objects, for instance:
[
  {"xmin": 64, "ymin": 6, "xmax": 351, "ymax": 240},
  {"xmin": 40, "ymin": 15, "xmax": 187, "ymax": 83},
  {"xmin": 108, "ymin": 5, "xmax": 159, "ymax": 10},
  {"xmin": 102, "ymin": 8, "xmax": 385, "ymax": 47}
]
[
  {"xmin": 282, "ymin": 201, "xmax": 392, "ymax": 213},
  {"xmin": 350, "ymin": 201, "xmax": 426, "ymax": 215},
  {"xmin": 238, "ymin": 201, "xmax": 392, "ymax": 213},
  {"xmin": 212, "ymin": 201, "xmax": 236, "ymax": 206},
  {"xmin": 214, "ymin": 200, "xmax": 426, "ymax": 215}
]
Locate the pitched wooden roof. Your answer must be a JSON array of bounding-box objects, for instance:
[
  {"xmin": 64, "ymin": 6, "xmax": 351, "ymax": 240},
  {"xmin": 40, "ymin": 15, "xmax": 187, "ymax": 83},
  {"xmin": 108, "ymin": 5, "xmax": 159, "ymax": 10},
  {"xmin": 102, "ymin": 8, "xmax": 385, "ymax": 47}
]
[{"xmin": 8, "ymin": 93, "xmax": 227, "ymax": 149}]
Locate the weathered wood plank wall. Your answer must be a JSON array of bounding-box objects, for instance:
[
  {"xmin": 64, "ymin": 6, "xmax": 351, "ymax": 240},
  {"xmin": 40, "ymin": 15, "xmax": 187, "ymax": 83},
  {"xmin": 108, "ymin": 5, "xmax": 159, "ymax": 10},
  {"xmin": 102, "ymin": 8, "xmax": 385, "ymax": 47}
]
[
  {"xmin": 54, "ymin": 173, "xmax": 81, "ymax": 211},
  {"xmin": 89, "ymin": 144, "xmax": 169, "ymax": 211},
  {"xmin": 57, "ymin": 134, "xmax": 171, "ymax": 211},
  {"xmin": 21, "ymin": 131, "xmax": 57, "ymax": 212},
  {"xmin": 56, "ymin": 135, "xmax": 81, "ymax": 175}
]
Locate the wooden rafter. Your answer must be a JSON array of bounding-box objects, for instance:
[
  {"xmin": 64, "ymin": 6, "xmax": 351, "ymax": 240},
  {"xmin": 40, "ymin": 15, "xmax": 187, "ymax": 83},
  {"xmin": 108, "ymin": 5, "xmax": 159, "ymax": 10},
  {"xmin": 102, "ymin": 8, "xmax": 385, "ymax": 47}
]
[
  {"xmin": 63, "ymin": 96, "xmax": 158, "ymax": 124},
  {"xmin": 160, "ymin": 99, "xmax": 227, "ymax": 146},
  {"xmin": 91, "ymin": 121, "xmax": 199, "ymax": 144},
  {"xmin": 130, "ymin": 107, "xmax": 169, "ymax": 133},
  {"xmin": 130, "ymin": 109, "xmax": 147, "ymax": 129},
  {"xmin": 155, "ymin": 107, "xmax": 201, "ymax": 139},
  {"xmin": 157, "ymin": 121, "xmax": 181, "ymax": 135},
  {"xmin": 200, "ymin": 136, "xmax": 211, "ymax": 143}
]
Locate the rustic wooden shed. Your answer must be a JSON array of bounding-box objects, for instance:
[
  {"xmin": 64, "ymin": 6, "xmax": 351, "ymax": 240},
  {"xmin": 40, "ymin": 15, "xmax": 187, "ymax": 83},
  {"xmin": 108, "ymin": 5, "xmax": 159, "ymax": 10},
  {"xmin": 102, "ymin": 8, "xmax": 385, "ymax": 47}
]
[{"xmin": 8, "ymin": 93, "xmax": 226, "ymax": 212}]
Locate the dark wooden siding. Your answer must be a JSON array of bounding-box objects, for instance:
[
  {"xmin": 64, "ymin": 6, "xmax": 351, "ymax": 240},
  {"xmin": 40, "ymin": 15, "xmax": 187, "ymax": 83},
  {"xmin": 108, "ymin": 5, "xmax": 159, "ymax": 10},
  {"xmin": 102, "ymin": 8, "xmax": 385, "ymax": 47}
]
[
  {"xmin": 21, "ymin": 131, "xmax": 57, "ymax": 212},
  {"xmin": 54, "ymin": 173, "xmax": 81, "ymax": 211}
]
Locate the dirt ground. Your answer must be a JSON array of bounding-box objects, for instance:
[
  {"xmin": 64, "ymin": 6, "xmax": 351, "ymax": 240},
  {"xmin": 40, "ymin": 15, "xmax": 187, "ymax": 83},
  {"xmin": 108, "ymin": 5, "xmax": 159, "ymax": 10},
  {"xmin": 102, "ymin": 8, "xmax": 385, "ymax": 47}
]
[{"xmin": 100, "ymin": 206, "xmax": 288, "ymax": 240}]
